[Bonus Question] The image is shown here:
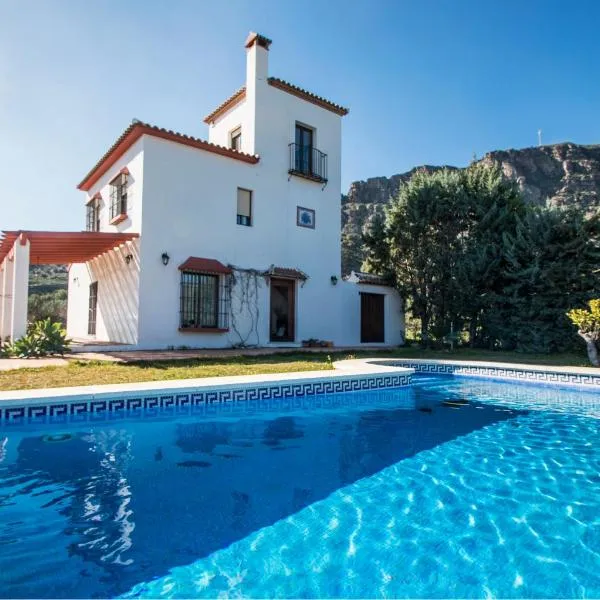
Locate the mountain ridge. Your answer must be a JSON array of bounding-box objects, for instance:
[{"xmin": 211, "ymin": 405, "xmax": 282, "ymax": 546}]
[{"xmin": 341, "ymin": 141, "xmax": 600, "ymax": 273}]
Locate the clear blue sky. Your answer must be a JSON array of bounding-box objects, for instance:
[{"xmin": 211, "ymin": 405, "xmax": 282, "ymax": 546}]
[{"xmin": 2, "ymin": 0, "xmax": 600, "ymax": 232}]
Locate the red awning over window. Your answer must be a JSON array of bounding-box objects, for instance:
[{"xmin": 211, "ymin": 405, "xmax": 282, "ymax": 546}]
[{"xmin": 178, "ymin": 257, "xmax": 232, "ymax": 275}]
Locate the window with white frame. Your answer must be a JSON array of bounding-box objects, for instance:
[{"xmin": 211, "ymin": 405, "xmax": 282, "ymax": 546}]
[{"xmin": 236, "ymin": 188, "xmax": 252, "ymax": 226}]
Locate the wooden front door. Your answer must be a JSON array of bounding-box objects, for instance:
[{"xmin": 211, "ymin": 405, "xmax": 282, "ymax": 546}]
[
  {"xmin": 270, "ymin": 278, "xmax": 295, "ymax": 342},
  {"xmin": 360, "ymin": 292, "xmax": 385, "ymax": 343},
  {"xmin": 88, "ymin": 281, "xmax": 98, "ymax": 336}
]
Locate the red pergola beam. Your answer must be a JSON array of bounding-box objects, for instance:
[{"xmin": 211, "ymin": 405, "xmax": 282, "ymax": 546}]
[{"xmin": 0, "ymin": 231, "xmax": 139, "ymax": 265}]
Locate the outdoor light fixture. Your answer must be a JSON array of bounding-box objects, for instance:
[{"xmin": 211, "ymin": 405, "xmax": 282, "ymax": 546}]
[
  {"xmin": 161, "ymin": 252, "xmax": 170, "ymax": 266},
  {"xmin": 330, "ymin": 275, "xmax": 338, "ymax": 286},
  {"xmin": 125, "ymin": 254, "xmax": 133, "ymax": 265}
]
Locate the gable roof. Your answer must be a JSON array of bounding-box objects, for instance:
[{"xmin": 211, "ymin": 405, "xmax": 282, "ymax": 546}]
[
  {"xmin": 203, "ymin": 77, "xmax": 349, "ymax": 126},
  {"xmin": 77, "ymin": 120, "xmax": 259, "ymax": 191}
]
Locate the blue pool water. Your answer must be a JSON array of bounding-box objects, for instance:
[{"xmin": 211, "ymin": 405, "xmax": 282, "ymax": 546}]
[{"xmin": 1, "ymin": 375, "xmax": 600, "ymax": 598}]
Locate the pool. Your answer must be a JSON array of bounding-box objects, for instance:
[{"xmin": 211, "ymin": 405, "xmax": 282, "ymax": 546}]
[{"xmin": 1, "ymin": 374, "xmax": 599, "ymax": 598}]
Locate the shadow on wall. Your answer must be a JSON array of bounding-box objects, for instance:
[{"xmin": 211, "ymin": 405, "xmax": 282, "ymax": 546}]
[{"xmin": 90, "ymin": 240, "xmax": 139, "ymax": 344}]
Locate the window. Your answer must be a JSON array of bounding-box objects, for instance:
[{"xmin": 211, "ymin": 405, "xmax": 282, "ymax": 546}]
[
  {"xmin": 109, "ymin": 172, "xmax": 128, "ymax": 223},
  {"xmin": 237, "ymin": 188, "xmax": 252, "ymax": 226},
  {"xmin": 86, "ymin": 196, "xmax": 100, "ymax": 232},
  {"xmin": 230, "ymin": 127, "xmax": 242, "ymax": 151},
  {"xmin": 88, "ymin": 282, "xmax": 98, "ymax": 336},
  {"xmin": 180, "ymin": 272, "xmax": 230, "ymax": 330},
  {"xmin": 295, "ymin": 123, "xmax": 313, "ymax": 174}
]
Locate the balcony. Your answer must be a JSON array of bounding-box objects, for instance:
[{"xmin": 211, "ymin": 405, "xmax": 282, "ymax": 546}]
[{"xmin": 288, "ymin": 143, "xmax": 328, "ymax": 183}]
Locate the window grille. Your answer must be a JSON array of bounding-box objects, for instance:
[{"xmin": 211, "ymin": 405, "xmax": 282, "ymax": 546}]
[
  {"xmin": 86, "ymin": 198, "xmax": 100, "ymax": 232},
  {"xmin": 110, "ymin": 172, "xmax": 128, "ymax": 221},
  {"xmin": 179, "ymin": 272, "xmax": 230, "ymax": 330}
]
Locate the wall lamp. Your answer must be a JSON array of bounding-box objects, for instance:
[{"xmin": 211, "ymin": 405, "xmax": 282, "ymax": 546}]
[
  {"xmin": 161, "ymin": 252, "xmax": 170, "ymax": 266},
  {"xmin": 124, "ymin": 254, "xmax": 133, "ymax": 265}
]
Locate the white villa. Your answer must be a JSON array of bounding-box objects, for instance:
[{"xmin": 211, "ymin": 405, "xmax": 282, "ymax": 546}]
[{"xmin": 0, "ymin": 33, "xmax": 404, "ymax": 351}]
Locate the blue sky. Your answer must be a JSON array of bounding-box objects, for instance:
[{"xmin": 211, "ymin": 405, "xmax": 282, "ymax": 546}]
[{"xmin": 2, "ymin": 0, "xmax": 600, "ymax": 231}]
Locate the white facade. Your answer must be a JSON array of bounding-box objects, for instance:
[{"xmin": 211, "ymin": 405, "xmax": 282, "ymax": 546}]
[{"xmin": 64, "ymin": 33, "xmax": 404, "ymax": 350}]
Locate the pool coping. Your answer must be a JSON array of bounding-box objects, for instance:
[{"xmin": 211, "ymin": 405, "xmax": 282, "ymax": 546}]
[{"xmin": 0, "ymin": 362, "xmax": 414, "ymax": 407}]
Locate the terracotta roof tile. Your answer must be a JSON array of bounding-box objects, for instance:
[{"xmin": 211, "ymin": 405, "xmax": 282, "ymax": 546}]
[
  {"xmin": 203, "ymin": 86, "xmax": 246, "ymax": 124},
  {"xmin": 268, "ymin": 77, "xmax": 349, "ymax": 116},
  {"xmin": 179, "ymin": 256, "xmax": 232, "ymax": 275},
  {"xmin": 78, "ymin": 120, "xmax": 259, "ymax": 191},
  {"xmin": 265, "ymin": 266, "xmax": 308, "ymax": 280},
  {"xmin": 245, "ymin": 32, "xmax": 272, "ymax": 50}
]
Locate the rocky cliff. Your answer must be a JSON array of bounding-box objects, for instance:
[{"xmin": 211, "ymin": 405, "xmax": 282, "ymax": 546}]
[{"xmin": 341, "ymin": 142, "xmax": 600, "ymax": 274}]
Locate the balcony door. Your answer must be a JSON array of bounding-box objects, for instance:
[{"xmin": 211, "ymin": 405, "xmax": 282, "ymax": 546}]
[
  {"xmin": 270, "ymin": 278, "xmax": 295, "ymax": 342},
  {"xmin": 295, "ymin": 124, "xmax": 313, "ymax": 175}
]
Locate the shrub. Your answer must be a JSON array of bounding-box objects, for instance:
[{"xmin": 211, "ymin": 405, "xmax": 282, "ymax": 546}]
[
  {"xmin": 1, "ymin": 319, "xmax": 71, "ymax": 358},
  {"xmin": 567, "ymin": 299, "xmax": 600, "ymax": 366}
]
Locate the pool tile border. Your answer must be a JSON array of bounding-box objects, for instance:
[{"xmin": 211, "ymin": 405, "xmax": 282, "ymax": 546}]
[
  {"xmin": 0, "ymin": 369, "xmax": 413, "ymax": 426},
  {"xmin": 364, "ymin": 359, "xmax": 600, "ymax": 390}
]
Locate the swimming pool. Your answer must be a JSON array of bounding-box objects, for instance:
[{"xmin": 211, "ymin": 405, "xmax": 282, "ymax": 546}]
[{"xmin": 1, "ymin": 374, "xmax": 599, "ymax": 598}]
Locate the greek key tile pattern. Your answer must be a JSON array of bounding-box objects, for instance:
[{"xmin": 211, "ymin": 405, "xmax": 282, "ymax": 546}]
[
  {"xmin": 395, "ymin": 361, "xmax": 600, "ymax": 390},
  {"xmin": 0, "ymin": 373, "xmax": 412, "ymax": 427}
]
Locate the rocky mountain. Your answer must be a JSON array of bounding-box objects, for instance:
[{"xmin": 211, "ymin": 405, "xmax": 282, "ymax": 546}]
[{"xmin": 341, "ymin": 142, "xmax": 600, "ymax": 274}]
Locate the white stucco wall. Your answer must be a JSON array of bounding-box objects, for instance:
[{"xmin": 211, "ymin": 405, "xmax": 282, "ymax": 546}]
[
  {"xmin": 337, "ymin": 281, "xmax": 404, "ymax": 346},
  {"xmin": 82, "ymin": 138, "xmax": 145, "ymax": 234},
  {"xmin": 67, "ymin": 241, "xmax": 140, "ymax": 344}
]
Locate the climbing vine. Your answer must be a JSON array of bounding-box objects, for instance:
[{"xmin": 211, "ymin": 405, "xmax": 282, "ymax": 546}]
[{"xmin": 228, "ymin": 266, "xmax": 263, "ymax": 347}]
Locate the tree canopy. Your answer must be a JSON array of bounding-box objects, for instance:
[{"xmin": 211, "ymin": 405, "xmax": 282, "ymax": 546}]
[{"xmin": 363, "ymin": 163, "xmax": 600, "ymax": 352}]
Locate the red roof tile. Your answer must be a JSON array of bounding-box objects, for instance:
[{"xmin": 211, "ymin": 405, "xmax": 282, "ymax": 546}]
[
  {"xmin": 78, "ymin": 120, "xmax": 259, "ymax": 191},
  {"xmin": 265, "ymin": 266, "xmax": 308, "ymax": 280},
  {"xmin": 267, "ymin": 77, "xmax": 349, "ymax": 116},
  {"xmin": 178, "ymin": 257, "xmax": 232, "ymax": 275},
  {"xmin": 203, "ymin": 86, "xmax": 246, "ymax": 124}
]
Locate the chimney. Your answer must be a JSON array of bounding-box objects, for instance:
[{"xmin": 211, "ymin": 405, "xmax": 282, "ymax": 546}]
[
  {"xmin": 245, "ymin": 31, "xmax": 271, "ymax": 86},
  {"xmin": 244, "ymin": 32, "xmax": 271, "ymax": 155}
]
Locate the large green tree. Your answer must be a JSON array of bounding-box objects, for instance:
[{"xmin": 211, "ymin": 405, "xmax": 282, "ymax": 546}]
[
  {"xmin": 363, "ymin": 164, "xmax": 524, "ymax": 345},
  {"xmin": 363, "ymin": 162, "xmax": 599, "ymax": 352}
]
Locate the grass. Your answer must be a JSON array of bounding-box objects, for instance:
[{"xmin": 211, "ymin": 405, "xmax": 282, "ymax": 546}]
[{"xmin": 0, "ymin": 347, "xmax": 591, "ymax": 392}]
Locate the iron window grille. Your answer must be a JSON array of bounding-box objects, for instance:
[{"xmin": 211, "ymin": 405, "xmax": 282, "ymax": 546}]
[
  {"xmin": 179, "ymin": 271, "xmax": 231, "ymax": 330},
  {"xmin": 109, "ymin": 172, "xmax": 128, "ymax": 221},
  {"xmin": 86, "ymin": 197, "xmax": 100, "ymax": 232}
]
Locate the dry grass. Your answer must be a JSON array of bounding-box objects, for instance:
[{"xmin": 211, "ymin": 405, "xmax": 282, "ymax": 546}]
[{"xmin": 0, "ymin": 347, "xmax": 591, "ymax": 392}]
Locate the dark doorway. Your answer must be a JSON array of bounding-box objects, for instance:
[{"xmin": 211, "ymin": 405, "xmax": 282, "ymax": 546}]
[
  {"xmin": 270, "ymin": 278, "xmax": 295, "ymax": 342},
  {"xmin": 88, "ymin": 281, "xmax": 98, "ymax": 336},
  {"xmin": 360, "ymin": 292, "xmax": 384, "ymax": 343}
]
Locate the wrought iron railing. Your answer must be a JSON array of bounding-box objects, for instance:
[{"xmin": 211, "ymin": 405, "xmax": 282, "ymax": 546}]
[{"xmin": 288, "ymin": 143, "xmax": 328, "ymax": 183}]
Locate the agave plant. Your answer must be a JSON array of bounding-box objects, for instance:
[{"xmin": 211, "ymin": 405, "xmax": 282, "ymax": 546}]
[{"xmin": 1, "ymin": 319, "xmax": 71, "ymax": 358}]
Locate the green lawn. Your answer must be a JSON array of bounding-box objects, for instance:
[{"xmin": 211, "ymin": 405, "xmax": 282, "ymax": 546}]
[{"xmin": 0, "ymin": 347, "xmax": 592, "ymax": 392}]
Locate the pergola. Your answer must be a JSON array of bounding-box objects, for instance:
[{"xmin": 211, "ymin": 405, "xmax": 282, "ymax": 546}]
[{"xmin": 0, "ymin": 231, "xmax": 138, "ymax": 341}]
